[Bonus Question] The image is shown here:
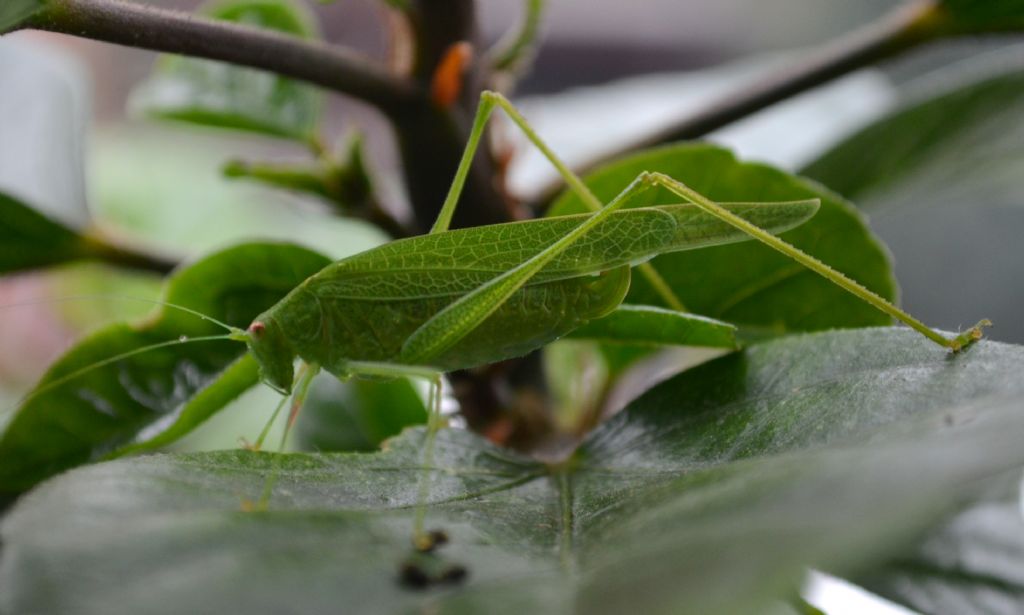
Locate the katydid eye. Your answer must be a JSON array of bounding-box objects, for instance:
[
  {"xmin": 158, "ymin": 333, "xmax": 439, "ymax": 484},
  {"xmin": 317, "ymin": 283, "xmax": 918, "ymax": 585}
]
[{"xmin": 248, "ymin": 321, "xmax": 266, "ymax": 338}]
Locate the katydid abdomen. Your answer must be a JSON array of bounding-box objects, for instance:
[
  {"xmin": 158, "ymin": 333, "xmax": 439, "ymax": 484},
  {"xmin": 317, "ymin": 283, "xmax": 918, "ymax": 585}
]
[{"xmin": 273, "ymin": 265, "xmax": 630, "ymax": 374}]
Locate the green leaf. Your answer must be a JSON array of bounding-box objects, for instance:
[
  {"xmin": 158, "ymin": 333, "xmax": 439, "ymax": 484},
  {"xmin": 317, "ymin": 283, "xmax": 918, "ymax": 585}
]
[
  {"xmin": 112, "ymin": 355, "xmax": 262, "ymax": 457},
  {"xmin": 129, "ymin": 0, "xmax": 322, "ymax": 142},
  {"xmin": 801, "ymin": 47, "xmax": 1024, "ymax": 341},
  {"xmin": 0, "ymin": 0, "xmax": 44, "ymax": 33},
  {"xmin": 0, "ymin": 242, "xmax": 331, "ymax": 493},
  {"xmin": 856, "ymin": 475, "xmax": 1024, "ymax": 614},
  {"xmin": 5, "ymin": 329, "xmax": 1024, "ymax": 613},
  {"xmin": 0, "ymin": 192, "xmax": 91, "ymax": 273},
  {"xmin": 568, "ymin": 304, "xmax": 737, "ymax": 348},
  {"xmin": 295, "ymin": 374, "xmax": 428, "ymax": 452},
  {"xmin": 941, "ymin": 0, "xmax": 1024, "ymax": 29},
  {"xmin": 549, "ymin": 144, "xmax": 896, "ymax": 334},
  {"xmin": 0, "ymin": 191, "xmax": 175, "ymax": 275}
]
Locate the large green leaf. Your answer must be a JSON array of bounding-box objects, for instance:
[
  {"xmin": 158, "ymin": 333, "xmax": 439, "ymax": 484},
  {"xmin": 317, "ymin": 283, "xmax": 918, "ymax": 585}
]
[
  {"xmin": 0, "ymin": 0, "xmax": 44, "ymax": 33},
  {"xmin": 129, "ymin": 0, "xmax": 322, "ymax": 142},
  {"xmin": 802, "ymin": 46, "xmax": 1024, "ymax": 341},
  {"xmin": 4, "ymin": 329, "xmax": 1024, "ymax": 614},
  {"xmin": 857, "ymin": 476, "xmax": 1024, "ymax": 614},
  {"xmin": 0, "ymin": 242, "xmax": 330, "ymax": 493},
  {"xmin": 549, "ymin": 144, "xmax": 896, "ymax": 334}
]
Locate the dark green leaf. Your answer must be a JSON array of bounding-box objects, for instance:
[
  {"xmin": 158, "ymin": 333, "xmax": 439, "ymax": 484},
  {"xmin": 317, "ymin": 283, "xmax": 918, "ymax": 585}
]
[
  {"xmin": 0, "ymin": 242, "xmax": 331, "ymax": 493},
  {"xmin": 295, "ymin": 374, "xmax": 428, "ymax": 452},
  {"xmin": 549, "ymin": 144, "xmax": 896, "ymax": 333},
  {"xmin": 0, "ymin": 191, "xmax": 176, "ymax": 275},
  {"xmin": 568, "ymin": 304, "xmax": 737, "ymax": 348},
  {"xmin": 0, "ymin": 0, "xmax": 44, "ymax": 33},
  {"xmin": 802, "ymin": 47, "xmax": 1024, "ymax": 341},
  {"xmin": 112, "ymin": 355, "xmax": 262, "ymax": 457},
  {"xmin": 941, "ymin": 0, "xmax": 1024, "ymax": 29},
  {"xmin": 0, "ymin": 191, "xmax": 90, "ymax": 272},
  {"xmin": 857, "ymin": 475, "xmax": 1024, "ymax": 614},
  {"xmin": 4, "ymin": 329, "xmax": 1024, "ymax": 614},
  {"xmin": 130, "ymin": 0, "xmax": 322, "ymax": 142}
]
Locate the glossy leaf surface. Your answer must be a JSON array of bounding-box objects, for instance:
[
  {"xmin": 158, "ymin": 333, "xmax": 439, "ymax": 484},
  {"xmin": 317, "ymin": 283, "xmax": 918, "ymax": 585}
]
[
  {"xmin": 857, "ymin": 477, "xmax": 1024, "ymax": 614},
  {"xmin": 4, "ymin": 329, "xmax": 1024, "ymax": 614}
]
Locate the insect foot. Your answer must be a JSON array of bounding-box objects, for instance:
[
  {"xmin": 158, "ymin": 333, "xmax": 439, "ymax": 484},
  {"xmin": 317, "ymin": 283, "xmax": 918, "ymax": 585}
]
[
  {"xmin": 414, "ymin": 528, "xmax": 450, "ymax": 554},
  {"xmin": 949, "ymin": 319, "xmax": 993, "ymax": 353},
  {"xmin": 397, "ymin": 528, "xmax": 469, "ymax": 590}
]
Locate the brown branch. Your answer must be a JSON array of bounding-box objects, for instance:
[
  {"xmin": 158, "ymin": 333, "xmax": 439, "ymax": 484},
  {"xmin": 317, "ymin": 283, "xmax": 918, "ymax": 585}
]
[
  {"xmin": 23, "ymin": 0, "xmax": 420, "ymax": 114},
  {"xmin": 17, "ymin": 0, "xmax": 518, "ymax": 231},
  {"xmin": 394, "ymin": 0, "xmax": 514, "ymax": 231},
  {"xmin": 558, "ymin": 0, "xmax": 950, "ymax": 188},
  {"xmin": 83, "ymin": 235, "xmax": 177, "ymax": 275}
]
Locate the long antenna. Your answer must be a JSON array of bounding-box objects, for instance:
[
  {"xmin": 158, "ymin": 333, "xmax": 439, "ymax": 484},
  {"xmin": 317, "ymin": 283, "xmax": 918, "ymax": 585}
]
[
  {"xmin": 17, "ymin": 333, "xmax": 238, "ymax": 408},
  {"xmin": 0, "ymin": 294, "xmax": 240, "ymax": 334}
]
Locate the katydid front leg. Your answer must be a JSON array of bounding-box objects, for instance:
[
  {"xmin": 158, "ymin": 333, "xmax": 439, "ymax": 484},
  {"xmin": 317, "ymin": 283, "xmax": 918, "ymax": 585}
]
[{"xmin": 248, "ymin": 362, "xmax": 319, "ymax": 511}]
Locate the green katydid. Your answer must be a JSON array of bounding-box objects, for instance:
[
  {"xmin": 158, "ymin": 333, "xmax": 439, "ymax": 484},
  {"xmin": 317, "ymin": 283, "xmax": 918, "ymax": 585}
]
[
  {"xmin": 226, "ymin": 91, "xmax": 986, "ymax": 540},
  {"xmin": 3, "ymin": 91, "xmax": 988, "ymax": 550},
  {"xmin": 232, "ymin": 91, "xmax": 986, "ymax": 390}
]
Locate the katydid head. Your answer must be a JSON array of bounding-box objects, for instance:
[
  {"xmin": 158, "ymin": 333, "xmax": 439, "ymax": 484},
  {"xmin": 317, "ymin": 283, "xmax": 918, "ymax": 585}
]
[{"xmin": 243, "ymin": 316, "xmax": 295, "ymax": 395}]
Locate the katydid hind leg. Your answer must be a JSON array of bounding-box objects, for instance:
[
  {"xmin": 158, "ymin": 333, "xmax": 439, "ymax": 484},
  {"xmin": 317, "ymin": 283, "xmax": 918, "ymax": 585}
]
[
  {"xmin": 399, "ymin": 173, "xmax": 652, "ymax": 366},
  {"xmin": 646, "ymin": 172, "xmax": 990, "ymax": 351},
  {"xmin": 407, "ymin": 93, "xmax": 697, "ymax": 365},
  {"xmin": 339, "ymin": 360, "xmax": 447, "ymax": 547}
]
